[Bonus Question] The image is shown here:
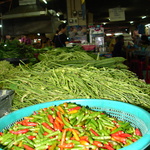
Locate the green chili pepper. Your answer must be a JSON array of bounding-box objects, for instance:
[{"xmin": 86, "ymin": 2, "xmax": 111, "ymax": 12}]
[
  {"xmin": 93, "ymin": 136, "xmax": 111, "ymax": 140},
  {"xmin": 23, "ymin": 135, "xmax": 35, "ymax": 146},
  {"xmin": 45, "ymin": 130, "xmax": 60, "ymax": 138},
  {"xmin": 61, "ymin": 114, "xmax": 72, "ymax": 128}
]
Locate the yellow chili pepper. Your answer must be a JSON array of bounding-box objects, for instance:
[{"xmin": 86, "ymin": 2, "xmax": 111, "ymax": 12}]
[
  {"xmin": 80, "ymin": 140, "xmax": 89, "ymax": 146},
  {"xmin": 24, "ymin": 117, "xmax": 34, "ymax": 120},
  {"xmin": 18, "ymin": 141, "xmax": 23, "ymax": 147},
  {"xmin": 57, "ymin": 106, "xmax": 65, "ymax": 114},
  {"xmin": 49, "ymin": 142, "xmax": 57, "ymax": 150},
  {"xmin": 72, "ymin": 130, "xmax": 80, "ymax": 141},
  {"xmin": 68, "ymin": 110, "xmax": 78, "ymax": 114},
  {"xmin": 111, "ymin": 127, "xmax": 117, "ymax": 132},
  {"xmin": 65, "ymin": 117, "xmax": 70, "ymax": 123},
  {"xmin": 63, "ymin": 102, "xmax": 68, "ymax": 108}
]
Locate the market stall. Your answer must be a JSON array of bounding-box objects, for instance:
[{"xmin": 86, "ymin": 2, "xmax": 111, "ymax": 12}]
[{"xmin": 0, "ymin": 45, "xmax": 150, "ymax": 150}]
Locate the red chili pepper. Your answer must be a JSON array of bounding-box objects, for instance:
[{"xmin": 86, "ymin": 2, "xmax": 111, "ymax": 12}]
[
  {"xmin": 108, "ymin": 142, "xmax": 113, "ymax": 147},
  {"xmin": 104, "ymin": 144, "xmax": 114, "ymax": 150},
  {"xmin": 9, "ymin": 129, "xmax": 29, "ymax": 134},
  {"xmin": 43, "ymin": 132, "xmax": 49, "ymax": 136},
  {"xmin": 42, "ymin": 122, "xmax": 55, "ymax": 131},
  {"xmin": 68, "ymin": 106, "xmax": 81, "ymax": 111},
  {"xmin": 51, "ymin": 108, "xmax": 55, "ymax": 111},
  {"xmin": 100, "ymin": 113, "xmax": 105, "ymax": 115},
  {"xmin": 112, "ymin": 135, "xmax": 126, "ymax": 144},
  {"xmin": 27, "ymin": 136, "xmax": 36, "ymax": 140},
  {"xmin": 93, "ymin": 141, "xmax": 103, "ymax": 147},
  {"xmin": 53, "ymin": 120, "xmax": 62, "ymax": 131},
  {"xmin": 120, "ymin": 133, "xmax": 132, "ymax": 138},
  {"xmin": 59, "ymin": 143, "xmax": 74, "ymax": 148},
  {"xmin": 132, "ymin": 139, "xmax": 137, "ymax": 142},
  {"xmin": 135, "ymin": 128, "xmax": 142, "ymax": 136},
  {"xmin": 48, "ymin": 114, "xmax": 54, "ymax": 124},
  {"xmin": 56, "ymin": 111, "xmax": 62, "ymax": 120},
  {"xmin": 16, "ymin": 119, "xmax": 28, "ymax": 125},
  {"xmin": 33, "ymin": 111, "xmax": 37, "ymax": 115},
  {"xmin": 55, "ymin": 117, "xmax": 64, "ymax": 125},
  {"xmin": 111, "ymin": 131, "xmax": 124, "ymax": 136},
  {"xmin": 22, "ymin": 122, "xmax": 38, "ymax": 126},
  {"xmin": 80, "ymin": 136, "xmax": 89, "ymax": 142},
  {"xmin": 112, "ymin": 120, "xmax": 117, "ymax": 123},
  {"xmin": 23, "ymin": 144, "xmax": 35, "ymax": 150},
  {"xmin": 70, "ymin": 137, "xmax": 76, "ymax": 140},
  {"xmin": 0, "ymin": 132, "xmax": 3, "ymax": 135},
  {"xmin": 90, "ymin": 129, "xmax": 99, "ymax": 136},
  {"xmin": 43, "ymin": 108, "xmax": 48, "ymax": 111}
]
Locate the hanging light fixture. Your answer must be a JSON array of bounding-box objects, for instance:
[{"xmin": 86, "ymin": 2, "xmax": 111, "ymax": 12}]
[
  {"xmin": 130, "ymin": 21, "xmax": 134, "ymax": 24},
  {"xmin": 142, "ymin": 16, "xmax": 146, "ymax": 19},
  {"xmin": 43, "ymin": 0, "xmax": 47, "ymax": 4}
]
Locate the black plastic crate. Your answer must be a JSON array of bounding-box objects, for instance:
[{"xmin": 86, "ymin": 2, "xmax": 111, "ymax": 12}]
[{"xmin": 0, "ymin": 90, "xmax": 14, "ymax": 118}]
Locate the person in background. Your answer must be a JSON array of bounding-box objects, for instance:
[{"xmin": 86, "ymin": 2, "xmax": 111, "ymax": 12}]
[
  {"xmin": 53, "ymin": 23, "xmax": 69, "ymax": 47},
  {"xmin": 112, "ymin": 35, "xmax": 126, "ymax": 57},
  {"xmin": 21, "ymin": 34, "xmax": 32, "ymax": 45},
  {"xmin": 109, "ymin": 36, "xmax": 116, "ymax": 52},
  {"xmin": 76, "ymin": 26, "xmax": 86, "ymax": 37},
  {"xmin": 133, "ymin": 34, "xmax": 141, "ymax": 47},
  {"xmin": 4, "ymin": 35, "xmax": 12, "ymax": 43},
  {"xmin": 42, "ymin": 38, "xmax": 52, "ymax": 48},
  {"xmin": 139, "ymin": 35, "xmax": 150, "ymax": 47},
  {"xmin": 68, "ymin": 26, "xmax": 76, "ymax": 41},
  {"xmin": 52, "ymin": 30, "xmax": 59, "ymax": 47}
]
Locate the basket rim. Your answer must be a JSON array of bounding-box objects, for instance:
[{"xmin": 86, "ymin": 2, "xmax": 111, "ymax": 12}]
[{"xmin": 0, "ymin": 98, "xmax": 150, "ymax": 150}]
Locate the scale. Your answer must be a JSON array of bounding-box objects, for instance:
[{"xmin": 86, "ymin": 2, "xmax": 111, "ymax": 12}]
[{"xmin": 89, "ymin": 25, "xmax": 105, "ymax": 53}]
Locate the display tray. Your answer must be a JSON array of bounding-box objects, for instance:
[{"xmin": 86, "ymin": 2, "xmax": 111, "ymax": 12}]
[
  {"xmin": 0, "ymin": 58, "xmax": 29, "ymax": 65},
  {"xmin": 0, "ymin": 90, "xmax": 14, "ymax": 118},
  {"xmin": 82, "ymin": 45, "xmax": 96, "ymax": 51}
]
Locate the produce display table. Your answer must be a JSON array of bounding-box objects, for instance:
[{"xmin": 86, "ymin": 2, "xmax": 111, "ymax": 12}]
[{"xmin": 0, "ymin": 58, "xmax": 29, "ymax": 66}]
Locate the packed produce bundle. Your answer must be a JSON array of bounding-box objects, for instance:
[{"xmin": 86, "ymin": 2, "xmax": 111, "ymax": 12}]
[{"xmin": 0, "ymin": 102, "xmax": 142, "ymax": 150}]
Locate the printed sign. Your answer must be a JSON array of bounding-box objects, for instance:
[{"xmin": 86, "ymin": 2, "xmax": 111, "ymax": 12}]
[{"xmin": 109, "ymin": 7, "xmax": 125, "ymax": 21}]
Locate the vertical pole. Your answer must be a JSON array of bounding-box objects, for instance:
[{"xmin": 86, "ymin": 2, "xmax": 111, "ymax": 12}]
[{"xmin": 0, "ymin": 13, "xmax": 4, "ymax": 41}]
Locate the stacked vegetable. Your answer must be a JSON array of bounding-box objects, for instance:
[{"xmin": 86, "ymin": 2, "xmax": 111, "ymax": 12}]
[
  {"xmin": 0, "ymin": 102, "xmax": 142, "ymax": 150},
  {"xmin": 35, "ymin": 46, "xmax": 128, "ymax": 70},
  {"xmin": 0, "ymin": 46, "xmax": 150, "ymax": 112},
  {"xmin": 0, "ymin": 40, "xmax": 35, "ymax": 59}
]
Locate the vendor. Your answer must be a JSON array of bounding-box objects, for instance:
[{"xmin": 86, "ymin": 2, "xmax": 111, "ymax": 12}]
[
  {"xmin": 21, "ymin": 34, "xmax": 32, "ymax": 45},
  {"xmin": 53, "ymin": 23, "xmax": 69, "ymax": 47},
  {"xmin": 112, "ymin": 35, "xmax": 126, "ymax": 57}
]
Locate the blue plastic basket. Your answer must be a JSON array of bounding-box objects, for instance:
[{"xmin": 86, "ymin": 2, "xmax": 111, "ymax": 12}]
[{"xmin": 0, "ymin": 99, "xmax": 150, "ymax": 150}]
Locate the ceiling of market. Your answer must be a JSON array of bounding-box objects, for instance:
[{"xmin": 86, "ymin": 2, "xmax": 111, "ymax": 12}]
[
  {"xmin": 0, "ymin": 0, "xmax": 150, "ymax": 31},
  {"xmin": 86, "ymin": 0, "xmax": 150, "ymax": 28}
]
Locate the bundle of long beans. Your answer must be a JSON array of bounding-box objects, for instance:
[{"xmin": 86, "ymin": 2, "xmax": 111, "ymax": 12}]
[
  {"xmin": 0, "ymin": 47, "xmax": 150, "ymax": 112},
  {"xmin": 1, "ymin": 65, "xmax": 150, "ymax": 111}
]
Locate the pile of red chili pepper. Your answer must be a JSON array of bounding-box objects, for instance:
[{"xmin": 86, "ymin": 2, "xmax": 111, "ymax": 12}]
[{"xmin": 0, "ymin": 102, "xmax": 142, "ymax": 150}]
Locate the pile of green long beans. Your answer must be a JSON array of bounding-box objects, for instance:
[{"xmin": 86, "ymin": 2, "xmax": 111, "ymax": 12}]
[
  {"xmin": 0, "ymin": 103, "xmax": 142, "ymax": 150},
  {"xmin": 1, "ymin": 65, "xmax": 150, "ymax": 111},
  {"xmin": 34, "ymin": 49, "xmax": 128, "ymax": 70}
]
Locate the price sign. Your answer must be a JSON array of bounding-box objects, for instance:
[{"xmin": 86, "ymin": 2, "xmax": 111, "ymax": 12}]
[{"xmin": 109, "ymin": 7, "xmax": 125, "ymax": 21}]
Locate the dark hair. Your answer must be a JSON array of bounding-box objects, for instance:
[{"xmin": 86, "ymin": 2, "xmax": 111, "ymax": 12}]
[
  {"xmin": 118, "ymin": 35, "xmax": 124, "ymax": 41},
  {"xmin": 141, "ymin": 35, "xmax": 149, "ymax": 45},
  {"xmin": 58, "ymin": 23, "xmax": 67, "ymax": 31}
]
